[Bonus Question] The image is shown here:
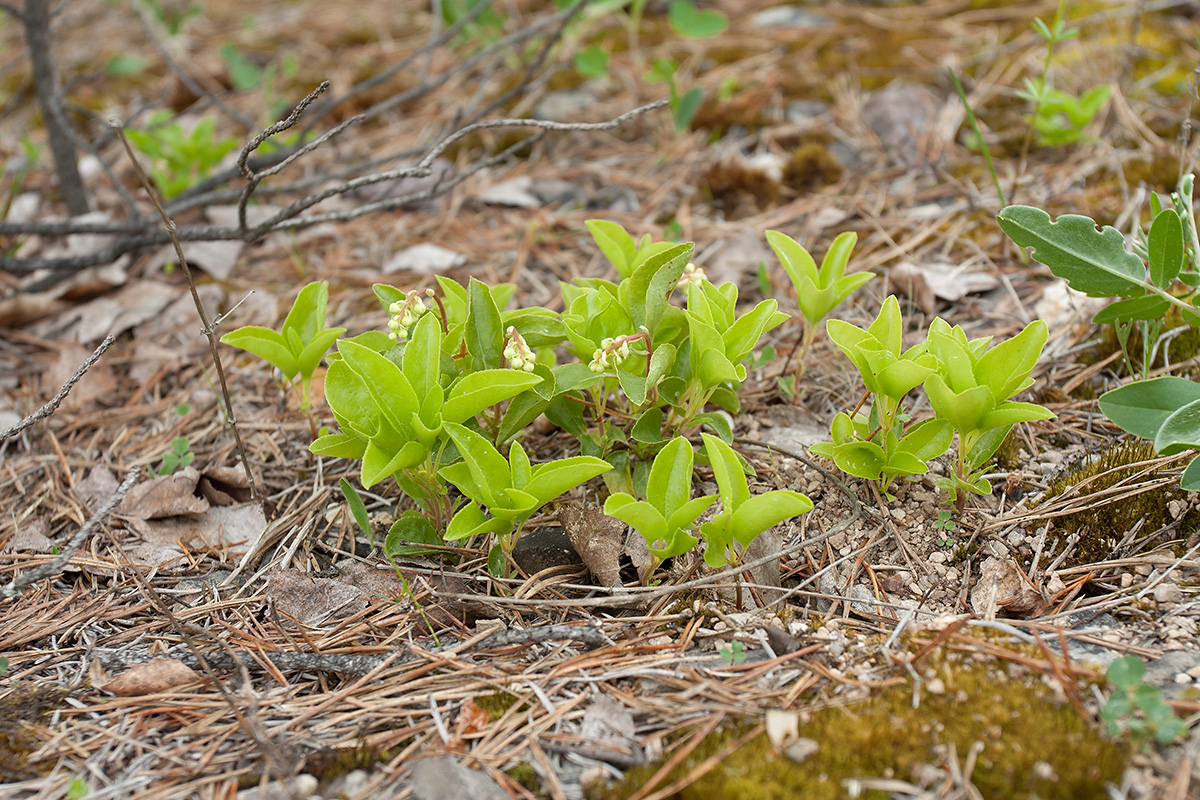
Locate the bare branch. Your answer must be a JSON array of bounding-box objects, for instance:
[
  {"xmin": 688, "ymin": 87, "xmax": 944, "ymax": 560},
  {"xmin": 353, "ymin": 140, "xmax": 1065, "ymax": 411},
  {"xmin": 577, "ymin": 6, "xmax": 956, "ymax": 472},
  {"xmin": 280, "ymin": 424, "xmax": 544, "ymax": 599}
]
[
  {"xmin": 0, "ymin": 2, "xmax": 24, "ymax": 21},
  {"xmin": 0, "ymin": 334, "xmax": 116, "ymax": 442}
]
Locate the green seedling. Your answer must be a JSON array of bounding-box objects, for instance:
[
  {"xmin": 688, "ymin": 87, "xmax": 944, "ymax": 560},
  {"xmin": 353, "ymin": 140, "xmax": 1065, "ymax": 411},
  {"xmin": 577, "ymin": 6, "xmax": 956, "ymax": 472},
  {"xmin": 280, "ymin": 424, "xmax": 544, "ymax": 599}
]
[
  {"xmin": 810, "ymin": 295, "xmax": 952, "ymax": 492},
  {"xmin": 1017, "ymin": 80, "xmax": 1112, "ymax": 147},
  {"xmin": 718, "ymin": 640, "xmax": 747, "ymax": 665},
  {"xmin": 573, "ymin": 46, "xmax": 610, "ymax": 79},
  {"xmin": 924, "ymin": 316, "xmax": 1054, "ymax": 508},
  {"xmin": 221, "ymin": 281, "xmax": 346, "ymax": 413},
  {"xmin": 766, "ymin": 230, "xmax": 874, "ymax": 372},
  {"xmin": 1098, "ymin": 377, "xmax": 1200, "ymax": 491},
  {"xmin": 152, "ymin": 437, "xmax": 194, "ymax": 477},
  {"xmin": 604, "ymin": 436, "xmax": 718, "ymax": 582},
  {"xmin": 1101, "ymin": 656, "xmax": 1188, "ymax": 745},
  {"xmin": 125, "ymin": 111, "xmax": 239, "ymax": 199},
  {"xmin": 667, "ymin": 0, "xmax": 727, "ymax": 38},
  {"xmin": 699, "ymin": 433, "xmax": 812, "ymax": 575},
  {"xmin": 439, "ymin": 422, "xmax": 611, "ymax": 576},
  {"xmin": 644, "ymin": 58, "xmax": 704, "ymax": 132}
]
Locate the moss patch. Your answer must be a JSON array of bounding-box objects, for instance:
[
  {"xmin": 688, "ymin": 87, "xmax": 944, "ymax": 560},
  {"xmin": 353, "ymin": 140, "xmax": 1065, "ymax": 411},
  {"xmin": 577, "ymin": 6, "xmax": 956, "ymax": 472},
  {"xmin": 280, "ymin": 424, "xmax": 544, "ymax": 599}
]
[
  {"xmin": 1036, "ymin": 440, "xmax": 1198, "ymax": 566},
  {"xmin": 588, "ymin": 653, "xmax": 1126, "ymax": 800}
]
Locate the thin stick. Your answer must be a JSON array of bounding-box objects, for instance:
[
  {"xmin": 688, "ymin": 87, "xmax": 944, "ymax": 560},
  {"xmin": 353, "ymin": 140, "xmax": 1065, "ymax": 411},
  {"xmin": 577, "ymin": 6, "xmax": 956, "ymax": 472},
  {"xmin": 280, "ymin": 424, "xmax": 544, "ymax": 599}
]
[
  {"xmin": 0, "ymin": 333, "xmax": 115, "ymax": 442},
  {"xmin": 113, "ymin": 123, "xmax": 262, "ymax": 505}
]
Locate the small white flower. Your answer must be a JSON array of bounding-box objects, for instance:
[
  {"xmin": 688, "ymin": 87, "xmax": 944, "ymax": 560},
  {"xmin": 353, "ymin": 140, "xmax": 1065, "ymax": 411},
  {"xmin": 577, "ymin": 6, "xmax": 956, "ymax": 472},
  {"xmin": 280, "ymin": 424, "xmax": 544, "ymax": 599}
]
[{"xmin": 677, "ymin": 261, "xmax": 706, "ymax": 289}]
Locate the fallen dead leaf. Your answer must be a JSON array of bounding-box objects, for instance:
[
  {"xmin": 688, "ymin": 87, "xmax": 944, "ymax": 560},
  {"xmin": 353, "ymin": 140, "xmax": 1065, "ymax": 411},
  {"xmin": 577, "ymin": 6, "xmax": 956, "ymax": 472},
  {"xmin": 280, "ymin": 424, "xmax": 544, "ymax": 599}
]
[
  {"xmin": 118, "ymin": 467, "xmax": 209, "ymax": 520},
  {"xmin": 265, "ymin": 567, "xmax": 366, "ymax": 627},
  {"xmin": 93, "ymin": 657, "xmax": 202, "ymax": 696},
  {"xmin": 560, "ymin": 503, "xmax": 626, "ymax": 587}
]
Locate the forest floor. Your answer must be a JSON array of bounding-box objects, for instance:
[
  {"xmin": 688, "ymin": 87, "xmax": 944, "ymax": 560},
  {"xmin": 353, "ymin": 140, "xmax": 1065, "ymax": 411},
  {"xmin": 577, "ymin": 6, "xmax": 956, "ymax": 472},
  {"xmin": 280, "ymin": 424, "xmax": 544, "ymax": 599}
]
[{"xmin": 2, "ymin": 0, "xmax": 1200, "ymax": 798}]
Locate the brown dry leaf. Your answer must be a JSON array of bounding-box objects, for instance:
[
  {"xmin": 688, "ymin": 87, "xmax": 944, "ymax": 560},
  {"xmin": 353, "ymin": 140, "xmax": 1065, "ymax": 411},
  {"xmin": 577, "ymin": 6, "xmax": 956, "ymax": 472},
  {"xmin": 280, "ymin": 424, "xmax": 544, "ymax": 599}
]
[
  {"xmin": 76, "ymin": 466, "xmax": 119, "ymax": 513},
  {"xmin": 0, "ymin": 293, "xmax": 70, "ymax": 328},
  {"xmin": 94, "ymin": 657, "xmax": 202, "ymax": 697},
  {"xmin": 455, "ymin": 697, "xmax": 490, "ymax": 738},
  {"xmin": 3, "ymin": 517, "xmax": 51, "ymax": 553},
  {"xmin": 46, "ymin": 343, "xmax": 117, "ymax": 410},
  {"xmin": 145, "ymin": 240, "xmax": 242, "ymax": 280},
  {"xmin": 579, "ymin": 695, "xmax": 636, "ymax": 746},
  {"xmin": 887, "ymin": 262, "xmax": 936, "ymax": 315},
  {"xmin": 198, "ymin": 465, "xmax": 254, "ymax": 506},
  {"xmin": 118, "ymin": 467, "xmax": 209, "ymax": 520},
  {"xmin": 338, "ymin": 561, "xmax": 496, "ymax": 629},
  {"xmin": 560, "ymin": 503, "xmax": 626, "ymax": 587},
  {"xmin": 49, "ymin": 279, "xmax": 179, "ymax": 344},
  {"xmin": 125, "ymin": 503, "xmax": 266, "ymax": 555},
  {"xmin": 265, "ymin": 567, "xmax": 366, "ymax": 627}
]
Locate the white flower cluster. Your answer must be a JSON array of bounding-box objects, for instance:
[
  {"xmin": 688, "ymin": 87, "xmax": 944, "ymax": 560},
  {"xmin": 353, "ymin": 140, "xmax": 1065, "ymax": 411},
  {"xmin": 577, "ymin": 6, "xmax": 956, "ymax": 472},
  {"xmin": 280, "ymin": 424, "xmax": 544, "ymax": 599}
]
[
  {"xmin": 503, "ymin": 327, "xmax": 537, "ymax": 373},
  {"xmin": 589, "ymin": 336, "xmax": 633, "ymax": 373},
  {"xmin": 677, "ymin": 261, "xmax": 706, "ymax": 289},
  {"xmin": 386, "ymin": 290, "xmax": 431, "ymax": 342}
]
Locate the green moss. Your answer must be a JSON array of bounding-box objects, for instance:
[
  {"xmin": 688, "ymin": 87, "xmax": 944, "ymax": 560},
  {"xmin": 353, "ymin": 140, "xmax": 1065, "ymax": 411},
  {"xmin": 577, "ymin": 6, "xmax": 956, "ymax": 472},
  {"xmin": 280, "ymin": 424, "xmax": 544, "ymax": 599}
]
[
  {"xmin": 305, "ymin": 740, "xmax": 398, "ymax": 781},
  {"xmin": 507, "ymin": 762, "xmax": 543, "ymax": 794},
  {"xmin": 588, "ymin": 654, "xmax": 1126, "ymax": 800},
  {"xmin": 475, "ymin": 690, "xmax": 528, "ymax": 722},
  {"xmin": 782, "ymin": 142, "xmax": 843, "ymax": 193},
  {"xmin": 0, "ymin": 685, "xmax": 65, "ymax": 781},
  {"xmin": 1037, "ymin": 440, "xmax": 1199, "ymax": 566}
]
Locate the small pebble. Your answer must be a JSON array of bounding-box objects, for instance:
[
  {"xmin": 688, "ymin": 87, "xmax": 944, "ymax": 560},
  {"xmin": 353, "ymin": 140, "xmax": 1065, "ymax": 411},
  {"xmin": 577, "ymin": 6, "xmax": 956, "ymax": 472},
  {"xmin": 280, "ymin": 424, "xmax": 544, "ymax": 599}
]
[{"xmin": 785, "ymin": 738, "xmax": 820, "ymax": 763}]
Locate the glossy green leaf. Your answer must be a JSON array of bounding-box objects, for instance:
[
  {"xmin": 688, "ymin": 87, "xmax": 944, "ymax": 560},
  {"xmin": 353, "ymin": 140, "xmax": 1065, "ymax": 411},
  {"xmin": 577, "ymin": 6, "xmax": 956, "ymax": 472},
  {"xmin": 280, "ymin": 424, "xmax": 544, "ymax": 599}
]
[
  {"xmin": 980, "ymin": 401, "xmax": 1055, "ymax": 431},
  {"xmin": 294, "ymin": 327, "xmax": 345, "ymax": 380},
  {"xmin": 975, "ymin": 319, "xmax": 1047, "ymax": 402},
  {"xmin": 1148, "ymin": 207, "xmax": 1184, "ymax": 288},
  {"xmin": 646, "ymin": 436, "xmax": 694, "ymax": 518},
  {"xmin": 702, "ymin": 434, "xmax": 750, "ymax": 510},
  {"xmin": 723, "ymin": 300, "xmax": 787, "ymax": 364},
  {"xmin": 361, "ymin": 440, "xmax": 424, "ymax": 488},
  {"xmin": 732, "ymin": 491, "xmax": 812, "ymax": 546},
  {"xmin": 1093, "ymin": 294, "xmax": 1171, "ymax": 325},
  {"xmin": 604, "ymin": 495, "xmax": 667, "ymax": 548},
  {"xmin": 220, "ymin": 327, "xmax": 297, "ymax": 377},
  {"xmin": 997, "ymin": 206, "xmax": 1147, "ymax": 298},
  {"xmin": 668, "ymin": 0, "xmax": 728, "ymax": 37},
  {"xmin": 443, "ymin": 369, "xmax": 543, "ymax": 425},
  {"xmin": 693, "ymin": 412, "xmax": 733, "ymax": 443},
  {"xmin": 311, "ymin": 433, "xmax": 368, "ymax": 459},
  {"xmin": 281, "ymin": 280, "xmax": 329, "ymax": 346},
  {"xmin": 632, "ymin": 407, "xmax": 666, "ymax": 444},
  {"xmin": 586, "ymin": 219, "xmax": 638, "ymax": 277},
  {"xmin": 466, "ymin": 277, "xmax": 503, "ymax": 371},
  {"xmin": 337, "ymin": 339, "xmax": 419, "ymax": 432},
  {"xmin": 1098, "ymin": 376, "xmax": 1200, "ymax": 439},
  {"xmin": 627, "ymin": 242, "xmax": 693, "ymax": 334},
  {"xmin": 339, "ymin": 478, "xmax": 372, "ymax": 537},
  {"xmin": 1155, "ymin": 398, "xmax": 1200, "ymax": 455},
  {"xmin": 509, "ymin": 439, "xmax": 532, "ymax": 490},
  {"xmin": 818, "ymin": 231, "xmax": 858, "ymax": 284},
  {"xmin": 403, "ymin": 313, "xmax": 442, "ymax": 402},
  {"xmin": 384, "ymin": 510, "xmax": 442, "ymax": 557},
  {"xmin": 926, "ymin": 376, "xmax": 992, "ymax": 434},
  {"xmin": 440, "ymin": 422, "xmax": 510, "ymax": 507},
  {"xmin": 445, "ymin": 503, "xmax": 507, "ymax": 541},
  {"xmin": 524, "ymin": 456, "xmax": 612, "ymax": 506},
  {"xmin": 1181, "ymin": 455, "xmax": 1200, "ymax": 491},
  {"xmin": 324, "ymin": 361, "xmax": 381, "ymax": 439}
]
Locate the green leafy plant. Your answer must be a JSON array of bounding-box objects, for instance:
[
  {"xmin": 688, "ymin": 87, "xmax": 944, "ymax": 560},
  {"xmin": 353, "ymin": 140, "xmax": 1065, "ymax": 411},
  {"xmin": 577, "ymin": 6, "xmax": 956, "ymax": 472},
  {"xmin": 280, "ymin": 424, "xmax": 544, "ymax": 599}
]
[
  {"xmin": 667, "ymin": 0, "xmax": 727, "ymax": 38},
  {"xmin": 1101, "ymin": 656, "xmax": 1188, "ymax": 745},
  {"xmin": 809, "ymin": 296, "xmax": 953, "ymax": 493},
  {"xmin": 924, "ymin": 317, "xmax": 1054, "ymax": 509},
  {"xmin": 125, "ymin": 111, "xmax": 239, "ymax": 199},
  {"xmin": 1017, "ymin": 80, "xmax": 1112, "ymax": 147},
  {"xmin": 766, "ymin": 230, "xmax": 873, "ymax": 373},
  {"xmin": 644, "ymin": 58, "xmax": 704, "ymax": 132},
  {"xmin": 997, "ymin": 174, "xmax": 1200, "ymax": 490},
  {"xmin": 603, "ymin": 436, "xmax": 717, "ymax": 582},
  {"xmin": 699, "ymin": 433, "xmax": 812, "ymax": 573},
  {"xmin": 152, "ymin": 437, "xmax": 194, "ymax": 477},
  {"xmin": 221, "ymin": 281, "xmax": 346, "ymax": 413},
  {"xmin": 439, "ymin": 422, "xmax": 611, "ymax": 575},
  {"xmin": 718, "ymin": 640, "xmax": 747, "ymax": 665}
]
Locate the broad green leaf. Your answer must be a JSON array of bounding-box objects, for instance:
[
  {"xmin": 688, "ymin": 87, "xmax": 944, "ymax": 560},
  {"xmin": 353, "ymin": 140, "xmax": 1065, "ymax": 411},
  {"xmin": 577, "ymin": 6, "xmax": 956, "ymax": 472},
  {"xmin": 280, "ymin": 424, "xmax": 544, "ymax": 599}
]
[
  {"xmin": 731, "ymin": 491, "xmax": 812, "ymax": 546},
  {"xmin": 440, "ymin": 422, "xmax": 511, "ymax": 507},
  {"xmin": 509, "ymin": 439, "xmax": 532, "ymax": 490},
  {"xmin": 694, "ymin": 412, "xmax": 733, "ymax": 443},
  {"xmin": 495, "ymin": 488, "xmax": 538, "ymax": 519},
  {"xmin": 466, "ymin": 277, "xmax": 503, "ymax": 371},
  {"xmin": 723, "ymin": 300, "xmax": 787, "ymax": 364},
  {"xmin": 651, "ymin": 528, "xmax": 701, "ymax": 560},
  {"xmin": 403, "ymin": 313, "xmax": 442, "ymax": 402},
  {"xmin": 1098, "ymin": 376, "xmax": 1200, "ymax": 439},
  {"xmin": 384, "ymin": 510, "xmax": 442, "ymax": 557},
  {"xmin": 668, "ymin": 0, "xmax": 727, "ymax": 37},
  {"xmin": 869, "ymin": 295, "xmax": 904, "ymax": 356},
  {"xmin": 897, "ymin": 418, "xmax": 954, "ymax": 462},
  {"xmin": 525, "ymin": 456, "xmax": 612, "ymax": 506},
  {"xmin": 814, "ymin": 440, "xmax": 885, "ymax": 480},
  {"xmin": 295, "ymin": 327, "xmax": 345, "ymax": 380},
  {"xmin": 1108, "ymin": 655, "xmax": 1145, "ymax": 690},
  {"xmin": 975, "ymin": 319, "xmax": 1047, "ymax": 402},
  {"xmin": 498, "ymin": 391, "xmax": 551, "ymax": 443},
  {"xmin": 1155, "ymin": 398, "xmax": 1200, "ymax": 455},
  {"xmin": 766, "ymin": 229, "xmax": 819, "ymax": 286},
  {"xmin": 553, "ymin": 362, "xmax": 605, "ymax": 394},
  {"xmin": 980, "ymin": 401, "xmax": 1055, "ymax": 431},
  {"xmin": 702, "ymin": 433, "xmax": 750, "ymax": 510},
  {"xmin": 617, "ymin": 366, "xmax": 649, "ymax": 407},
  {"xmin": 1182, "ymin": 455, "xmax": 1200, "ymax": 491},
  {"xmin": 997, "ymin": 206, "xmax": 1147, "ymax": 298},
  {"xmin": 632, "ymin": 407, "xmax": 666, "ymax": 444},
  {"xmin": 361, "ymin": 440, "xmax": 424, "ymax": 488},
  {"xmin": 626, "ymin": 242, "xmax": 693, "ymax": 334},
  {"xmin": 586, "ymin": 219, "xmax": 638, "ymax": 276},
  {"xmin": 445, "ymin": 503, "xmax": 507, "ymax": 541},
  {"xmin": 443, "ymin": 369, "xmax": 542, "ymax": 425},
  {"xmin": 604, "ymin": 495, "xmax": 667, "ymax": 548},
  {"xmin": 281, "ymin": 281, "xmax": 329, "ymax": 346},
  {"xmin": 311, "ymin": 433, "xmax": 368, "ymax": 459},
  {"xmin": 337, "ymin": 339, "xmax": 420, "ymax": 431},
  {"xmin": 1093, "ymin": 294, "xmax": 1171, "ymax": 324},
  {"xmin": 666, "ymin": 494, "xmax": 719, "ymax": 534},
  {"xmin": 818, "ymin": 231, "xmax": 858, "ymax": 284},
  {"xmin": 324, "ymin": 361, "xmax": 381, "ymax": 439},
  {"xmin": 926, "ymin": 376, "xmax": 992, "ymax": 434},
  {"xmin": 674, "ymin": 87, "xmax": 703, "ymax": 131},
  {"xmin": 1148, "ymin": 208, "xmax": 1184, "ymax": 288},
  {"xmin": 220, "ymin": 327, "xmax": 297, "ymax": 377},
  {"xmin": 501, "ymin": 307, "xmax": 566, "ymax": 348},
  {"xmin": 646, "ymin": 436, "xmax": 694, "ymax": 518}
]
